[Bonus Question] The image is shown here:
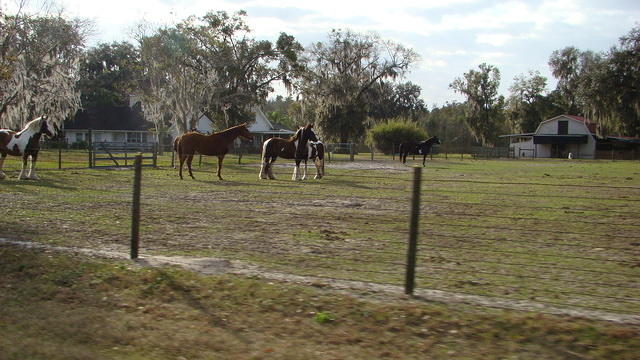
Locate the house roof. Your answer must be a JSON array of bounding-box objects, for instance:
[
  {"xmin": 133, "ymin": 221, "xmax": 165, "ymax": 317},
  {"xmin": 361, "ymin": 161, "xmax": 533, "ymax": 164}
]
[
  {"xmin": 540, "ymin": 115, "xmax": 596, "ymax": 134},
  {"xmin": 247, "ymin": 107, "xmax": 295, "ymax": 135},
  {"xmin": 65, "ymin": 104, "xmax": 152, "ymax": 131}
]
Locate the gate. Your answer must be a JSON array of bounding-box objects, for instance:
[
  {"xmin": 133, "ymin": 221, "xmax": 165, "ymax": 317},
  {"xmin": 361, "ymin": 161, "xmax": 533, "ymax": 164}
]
[{"xmin": 90, "ymin": 142, "xmax": 157, "ymax": 168}]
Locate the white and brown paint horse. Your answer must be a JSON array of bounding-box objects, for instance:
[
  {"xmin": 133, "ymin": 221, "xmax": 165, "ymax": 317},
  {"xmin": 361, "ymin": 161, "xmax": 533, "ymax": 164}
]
[
  {"xmin": 259, "ymin": 124, "xmax": 324, "ymax": 181},
  {"xmin": 0, "ymin": 116, "xmax": 58, "ymax": 180}
]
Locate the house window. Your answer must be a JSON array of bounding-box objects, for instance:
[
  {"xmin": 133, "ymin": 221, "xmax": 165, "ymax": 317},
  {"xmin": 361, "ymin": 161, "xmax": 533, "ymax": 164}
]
[
  {"xmin": 127, "ymin": 132, "xmax": 143, "ymax": 143},
  {"xmin": 75, "ymin": 133, "xmax": 84, "ymax": 142},
  {"xmin": 558, "ymin": 120, "xmax": 568, "ymax": 135}
]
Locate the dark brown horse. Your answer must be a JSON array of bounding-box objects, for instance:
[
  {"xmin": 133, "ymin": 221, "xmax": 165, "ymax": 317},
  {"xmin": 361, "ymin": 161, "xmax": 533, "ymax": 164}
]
[
  {"xmin": 399, "ymin": 136, "xmax": 441, "ymax": 167},
  {"xmin": 175, "ymin": 123, "xmax": 252, "ymax": 180},
  {"xmin": 259, "ymin": 124, "xmax": 324, "ymax": 180},
  {"xmin": 0, "ymin": 116, "xmax": 58, "ymax": 180}
]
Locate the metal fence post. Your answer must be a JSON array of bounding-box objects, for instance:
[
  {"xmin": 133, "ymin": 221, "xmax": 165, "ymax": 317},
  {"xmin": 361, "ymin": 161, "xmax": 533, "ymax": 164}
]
[
  {"xmin": 130, "ymin": 155, "xmax": 142, "ymax": 259},
  {"xmin": 405, "ymin": 166, "xmax": 422, "ymax": 295}
]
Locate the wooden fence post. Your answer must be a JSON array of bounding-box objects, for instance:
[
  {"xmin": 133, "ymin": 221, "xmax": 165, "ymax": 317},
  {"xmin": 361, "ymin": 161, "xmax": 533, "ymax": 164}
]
[
  {"xmin": 58, "ymin": 145, "xmax": 62, "ymax": 170},
  {"xmin": 130, "ymin": 155, "xmax": 142, "ymax": 259},
  {"xmin": 88, "ymin": 129, "xmax": 93, "ymax": 168},
  {"xmin": 405, "ymin": 166, "xmax": 422, "ymax": 295},
  {"xmin": 152, "ymin": 143, "xmax": 158, "ymax": 168}
]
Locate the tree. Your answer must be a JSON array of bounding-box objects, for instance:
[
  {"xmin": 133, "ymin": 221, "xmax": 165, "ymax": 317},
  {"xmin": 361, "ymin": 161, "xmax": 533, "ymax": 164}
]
[
  {"xmin": 449, "ymin": 63, "xmax": 505, "ymax": 146},
  {"xmin": 506, "ymin": 70, "xmax": 549, "ymax": 133},
  {"xmin": 78, "ymin": 42, "xmax": 141, "ymax": 109},
  {"xmin": 579, "ymin": 27, "xmax": 640, "ymax": 136},
  {"xmin": 367, "ymin": 81, "xmax": 426, "ymax": 122},
  {"xmin": 0, "ymin": 6, "xmax": 88, "ymax": 128},
  {"xmin": 550, "ymin": 27, "xmax": 640, "ymax": 136},
  {"xmin": 606, "ymin": 26, "xmax": 640, "ymax": 136},
  {"xmin": 366, "ymin": 119, "xmax": 427, "ymax": 154},
  {"xmin": 298, "ymin": 29, "xmax": 419, "ymax": 143},
  {"xmin": 138, "ymin": 11, "xmax": 303, "ymax": 134},
  {"xmin": 71, "ymin": 41, "xmax": 148, "ymax": 133},
  {"xmin": 138, "ymin": 27, "xmax": 210, "ymax": 134}
]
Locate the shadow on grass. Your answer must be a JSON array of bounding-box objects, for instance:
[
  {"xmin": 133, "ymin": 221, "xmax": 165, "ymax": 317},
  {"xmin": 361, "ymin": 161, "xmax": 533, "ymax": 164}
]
[
  {"xmin": 0, "ymin": 176, "xmax": 76, "ymax": 191},
  {"xmin": 133, "ymin": 265, "xmax": 252, "ymax": 344}
]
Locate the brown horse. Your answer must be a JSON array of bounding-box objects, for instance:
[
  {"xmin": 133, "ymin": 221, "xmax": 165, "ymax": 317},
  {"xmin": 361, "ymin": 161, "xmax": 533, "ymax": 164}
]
[
  {"xmin": 259, "ymin": 124, "xmax": 324, "ymax": 180},
  {"xmin": 175, "ymin": 123, "xmax": 252, "ymax": 180}
]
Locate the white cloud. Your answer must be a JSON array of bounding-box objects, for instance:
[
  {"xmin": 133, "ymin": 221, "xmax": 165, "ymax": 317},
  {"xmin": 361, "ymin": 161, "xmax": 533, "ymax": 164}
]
[
  {"xmin": 471, "ymin": 51, "xmax": 512, "ymax": 66},
  {"xmin": 476, "ymin": 33, "xmax": 515, "ymax": 47}
]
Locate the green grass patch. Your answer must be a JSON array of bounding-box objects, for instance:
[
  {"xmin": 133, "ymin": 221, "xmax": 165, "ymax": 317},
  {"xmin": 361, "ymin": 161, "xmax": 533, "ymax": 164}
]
[{"xmin": 1, "ymin": 157, "xmax": 639, "ymax": 315}]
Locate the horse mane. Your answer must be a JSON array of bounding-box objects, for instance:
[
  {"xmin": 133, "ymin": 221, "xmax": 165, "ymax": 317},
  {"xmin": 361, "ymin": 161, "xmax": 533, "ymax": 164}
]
[
  {"xmin": 214, "ymin": 123, "xmax": 247, "ymax": 134},
  {"xmin": 21, "ymin": 117, "xmax": 45, "ymax": 133}
]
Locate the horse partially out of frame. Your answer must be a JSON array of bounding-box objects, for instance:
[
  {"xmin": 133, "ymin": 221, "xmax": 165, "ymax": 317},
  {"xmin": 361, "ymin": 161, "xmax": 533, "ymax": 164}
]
[
  {"xmin": 0, "ymin": 116, "xmax": 58, "ymax": 180},
  {"xmin": 259, "ymin": 124, "xmax": 324, "ymax": 180},
  {"xmin": 399, "ymin": 136, "xmax": 441, "ymax": 167},
  {"xmin": 174, "ymin": 123, "xmax": 253, "ymax": 180}
]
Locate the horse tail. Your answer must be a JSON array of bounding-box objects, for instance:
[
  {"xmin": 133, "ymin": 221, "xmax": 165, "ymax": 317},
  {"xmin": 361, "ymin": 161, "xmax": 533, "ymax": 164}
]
[
  {"xmin": 318, "ymin": 142, "xmax": 325, "ymax": 176},
  {"xmin": 173, "ymin": 136, "xmax": 180, "ymax": 153},
  {"xmin": 261, "ymin": 138, "xmax": 273, "ymax": 163},
  {"xmin": 259, "ymin": 138, "xmax": 272, "ymax": 179}
]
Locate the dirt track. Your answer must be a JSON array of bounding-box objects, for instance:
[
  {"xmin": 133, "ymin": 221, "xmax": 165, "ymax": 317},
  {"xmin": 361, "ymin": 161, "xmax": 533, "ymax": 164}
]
[{"xmin": 3, "ymin": 237, "xmax": 638, "ymax": 326}]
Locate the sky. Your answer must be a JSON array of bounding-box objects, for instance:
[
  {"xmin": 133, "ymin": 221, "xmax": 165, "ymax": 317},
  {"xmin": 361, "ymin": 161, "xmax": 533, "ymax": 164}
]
[{"xmin": 4, "ymin": 0, "xmax": 640, "ymax": 108}]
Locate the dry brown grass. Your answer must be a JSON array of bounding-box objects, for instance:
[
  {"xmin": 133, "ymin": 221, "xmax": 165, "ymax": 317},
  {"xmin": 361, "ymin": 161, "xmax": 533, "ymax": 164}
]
[{"xmin": 1, "ymin": 245, "xmax": 639, "ymax": 360}]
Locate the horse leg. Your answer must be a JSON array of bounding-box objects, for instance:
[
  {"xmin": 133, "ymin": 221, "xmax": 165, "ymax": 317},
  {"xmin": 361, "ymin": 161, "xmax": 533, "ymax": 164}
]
[
  {"xmin": 186, "ymin": 155, "xmax": 195, "ymax": 179},
  {"xmin": 423, "ymin": 154, "xmax": 427, "ymax": 167},
  {"xmin": 301, "ymin": 160, "xmax": 308, "ymax": 180},
  {"xmin": 314, "ymin": 158, "xmax": 323, "ymax": 179},
  {"xmin": 292, "ymin": 160, "xmax": 301, "ymax": 181},
  {"xmin": 268, "ymin": 159, "xmax": 277, "ymax": 179},
  {"xmin": 259, "ymin": 158, "xmax": 267, "ymax": 179},
  {"xmin": 178, "ymin": 154, "xmax": 186, "ymax": 179},
  {"xmin": 0, "ymin": 153, "xmax": 6, "ymax": 180},
  {"xmin": 28, "ymin": 152, "xmax": 39, "ymax": 180},
  {"xmin": 18, "ymin": 154, "xmax": 29, "ymax": 180},
  {"xmin": 216, "ymin": 155, "xmax": 224, "ymax": 180}
]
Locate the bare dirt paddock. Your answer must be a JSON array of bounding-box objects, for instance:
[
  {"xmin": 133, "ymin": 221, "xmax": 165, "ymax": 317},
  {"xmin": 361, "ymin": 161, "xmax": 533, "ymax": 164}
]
[{"xmin": 1, "ymin": 158, "xmax": 639, "ymax": 324}]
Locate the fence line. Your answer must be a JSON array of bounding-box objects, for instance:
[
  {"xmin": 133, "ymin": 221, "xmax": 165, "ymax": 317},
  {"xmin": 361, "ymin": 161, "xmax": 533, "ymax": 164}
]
[{"xmin": 4, "ymin": 151, "xmax": 638, "ymax": 317}]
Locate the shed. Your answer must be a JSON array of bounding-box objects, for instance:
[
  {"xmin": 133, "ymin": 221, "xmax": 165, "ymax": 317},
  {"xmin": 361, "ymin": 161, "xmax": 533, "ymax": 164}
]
[{"xmin": 501, "ymin": 115, "xmax": 597, "ymax": 159}]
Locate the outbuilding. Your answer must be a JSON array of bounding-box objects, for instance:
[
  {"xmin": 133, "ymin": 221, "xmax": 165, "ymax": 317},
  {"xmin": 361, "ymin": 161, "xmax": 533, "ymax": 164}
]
[{"xmin": 502, "ymin": 115, "xmax": 597, "ymax": 159}]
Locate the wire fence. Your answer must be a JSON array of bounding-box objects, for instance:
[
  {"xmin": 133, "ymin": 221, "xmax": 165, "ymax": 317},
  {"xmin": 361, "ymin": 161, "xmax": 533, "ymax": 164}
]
[
  {"xmin": 0, "ymin": 141, "xmax": 513, "ymax": 173},
  {"xmin": 119, "ymin": 158, "xmax": 640, "ymax": 317},
  {"xmin": 2, "ymin": 150, "xmax": 639, "ymax": 318}
]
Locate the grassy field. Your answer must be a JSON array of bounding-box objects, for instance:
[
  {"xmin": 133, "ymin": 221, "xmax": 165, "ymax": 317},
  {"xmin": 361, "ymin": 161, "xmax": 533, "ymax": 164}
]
[
  {"xmin": 1, "ymin": 245, "xmax": 639, "ymax": 360},
  {"xmin": 1, "ymin": 152, "xmax": 640, "ymax": 357}
]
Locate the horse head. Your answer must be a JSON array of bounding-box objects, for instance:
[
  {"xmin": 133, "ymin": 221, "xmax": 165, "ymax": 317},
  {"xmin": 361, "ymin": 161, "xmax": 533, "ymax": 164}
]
[
  {"xmin": 37, "ymin": 116, "xmax": 58, "ymax": 138},
  {"xmin": 432, "ymin": 136, "xmax": 441, "ymax": 145},
  {"xmin": 294, "ymin": 124, "xmax": 318, "ymax": 160},
  {"xmin": 238, "ymin": 123, "xmax": 253, "ymax": 140}
]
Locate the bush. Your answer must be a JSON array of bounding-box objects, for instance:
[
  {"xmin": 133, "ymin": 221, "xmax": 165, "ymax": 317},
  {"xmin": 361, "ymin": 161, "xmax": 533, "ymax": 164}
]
[{"xmin": 366, "ymin": 120, "xmax": 428, "ymax": 154}]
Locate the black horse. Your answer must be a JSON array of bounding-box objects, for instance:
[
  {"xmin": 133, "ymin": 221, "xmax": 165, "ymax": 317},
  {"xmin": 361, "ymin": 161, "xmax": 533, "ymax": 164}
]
[{"xmin": 399, "ymin": 136, "xmax": 441, "ymax": 166}]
